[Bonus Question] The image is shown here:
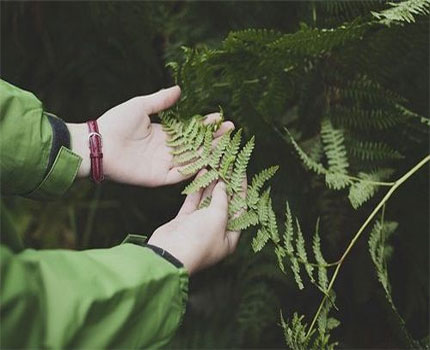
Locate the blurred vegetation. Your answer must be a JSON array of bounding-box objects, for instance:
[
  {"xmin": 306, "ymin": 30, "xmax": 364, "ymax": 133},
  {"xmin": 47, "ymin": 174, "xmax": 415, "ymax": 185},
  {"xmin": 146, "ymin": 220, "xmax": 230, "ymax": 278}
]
[{"xmin": 1, "ymin": 1, "xmax": 428, "ymax": 349}]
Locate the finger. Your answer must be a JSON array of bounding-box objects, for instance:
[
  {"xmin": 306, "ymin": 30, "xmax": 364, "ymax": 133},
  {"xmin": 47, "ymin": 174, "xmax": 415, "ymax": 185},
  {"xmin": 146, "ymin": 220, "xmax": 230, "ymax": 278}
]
[
  {"xmin": 202, "ymin": 112, "xmax": 235, "ymax": 138},
  {"xmin": 202, "ymin": 112, "xmax": 222, "ymax": 125},
  {"xmin": 177, "ymin": 169, "xmax": 206, "ymax": 216},
  {"xmin": 214, "ymin": 121, "xmax": 235, "ymax": 138},
  {"xmin": 142, "ymin": 86, "xmax": 181, "ymax": 115},
  {"xmin": 209, "ymin": 181, "xmax": 228, "ymax": 214}
]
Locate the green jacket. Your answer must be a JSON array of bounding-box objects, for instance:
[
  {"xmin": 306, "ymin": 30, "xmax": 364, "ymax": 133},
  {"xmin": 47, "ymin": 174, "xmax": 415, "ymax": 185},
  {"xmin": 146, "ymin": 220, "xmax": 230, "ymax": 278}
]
[{"xmin": 0, "ymin": 79, "xmax": 188, "ymax": 349}]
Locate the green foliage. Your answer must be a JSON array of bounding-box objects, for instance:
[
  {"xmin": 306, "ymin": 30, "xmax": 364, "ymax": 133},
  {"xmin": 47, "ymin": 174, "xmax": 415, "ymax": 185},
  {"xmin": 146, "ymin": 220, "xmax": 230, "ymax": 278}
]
[
  {"xmin": 161, "ymin": 112, "xmax": 278, "ymax": 232},
  {"xmin": 372, "ymin": 0, "xmax": 430, "ymax": 26},
  {"xmin": 165, "ymin": 0, "xmax": 429, "ymax": 348},
  {"xmin": 281, "ymin": 296, "xmax": 339, "ymax": 350},
  {"xmin": 4, "ymin": 1, "xmax": 428, "ymax": 349},
  {"xmin": 348, "ymin": 169, "xmax": 394, "ymax": 209}
]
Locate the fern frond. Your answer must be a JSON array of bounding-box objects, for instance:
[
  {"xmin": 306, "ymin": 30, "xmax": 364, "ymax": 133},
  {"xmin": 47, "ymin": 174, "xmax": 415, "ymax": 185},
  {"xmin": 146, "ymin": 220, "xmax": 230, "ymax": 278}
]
[
  {"xmin": 229, "ymin": 195, "xmax": 248, "ymax": 216},
  {"xmin": 372, "ymin": 0, "xmax": 430, "ymax": 26},
  {"xmin": 252, "ymin": 228, "xmax": 270, "ymax": 252},
  {"xmin": 227, "ymin": 210, "xmax": 259, "ymax": 231},
  {"xmin": 257, "ymin": 189, "xmax": 271, "ymax": 225},
  {"xmin": 281, "ymin": 312, "xmax": 312, "ymax": 350},
  {"xmin": 180, "ymin": 157, "xmax": 208, "ymax": 176},
  {"xmin": 321, "ymin": 118, "xmax": 349, "ymax": 175},
  {"xmin": 199, "ymin": 195, "xmax": 212, "ymax": 209},
  {"xmin": 291, "ymin": 257, "xmax": 304, "ymax": 290},
  {"xmin": 173, "ymin": 150, "xmax": 199, "ymax": 165},
  {"xmin": 347, "ymin": 140, "xmax": 404, "ymax": 161},
  {"xmin": 202, "ymin": 127, "xmax": 214, "ymax": 158},
  {"xmin": 247, "ymin": 166, "xmax": 279, "ymax": 208},
  {"xmin": 182, "ymin": 169, "xmax": 219, "ymax": 195},
  {"xmin": 348, "ymin": 168, "xmax": 394, "ymax": 209},
  {"xmin": 284, "ymin": 201, "xmax": 295, "ymax": 255},
  {"xmin": 229, "ymin": 136, "xmax": 255, "ymax": 194},
  {"xmin": 313, "ymin": 231, "xmax": 329, "ymax": 291},
  {"xmin": 220, "ymin": 129, "xmax": 243, "ymax": 179},
  {"xmin": 286, "ymin": 128, "xmax": 327, "ymax": 175},
  {"xmin": 329, "ymin": 105, "xmax": 406, "ymax": 130},
  {"xmin": 209, "ymin": 131, "xmax": 232, "ymax": 168},
  {"xmin": 369, "ymin": 219, "xmax": 398, "ymax": 300},
  {"xmin": 171, "ymin": 142, "xmax": 195, "ymax": 156},
  {"xmin": 297, "ymin": 219, "xmax": 315, "ymax": 284}
]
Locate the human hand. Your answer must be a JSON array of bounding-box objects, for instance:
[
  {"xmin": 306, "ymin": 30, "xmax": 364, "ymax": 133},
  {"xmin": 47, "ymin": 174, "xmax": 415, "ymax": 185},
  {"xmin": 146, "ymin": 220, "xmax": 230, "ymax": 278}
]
[
  {"xmin": 148, "ymin": 173, "xmax": 246, "ymax": 275},
  {"xmin": 67, "ymin": 86, "xmax": 234, "ymax": 186}
]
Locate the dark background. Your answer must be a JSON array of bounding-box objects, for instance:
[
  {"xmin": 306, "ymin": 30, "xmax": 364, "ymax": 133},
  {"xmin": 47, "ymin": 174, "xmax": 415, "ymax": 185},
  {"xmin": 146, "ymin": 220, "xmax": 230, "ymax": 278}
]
[{"xmin": 1, "ymin": 2, "xmax": 428, "ymax": 349}]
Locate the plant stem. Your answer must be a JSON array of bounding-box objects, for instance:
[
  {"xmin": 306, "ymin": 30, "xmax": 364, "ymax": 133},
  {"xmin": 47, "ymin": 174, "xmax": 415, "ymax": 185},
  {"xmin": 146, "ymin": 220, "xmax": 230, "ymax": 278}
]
[{"xmin": 305, "ymin": 154, "xmax": 430, "ymax": 338}]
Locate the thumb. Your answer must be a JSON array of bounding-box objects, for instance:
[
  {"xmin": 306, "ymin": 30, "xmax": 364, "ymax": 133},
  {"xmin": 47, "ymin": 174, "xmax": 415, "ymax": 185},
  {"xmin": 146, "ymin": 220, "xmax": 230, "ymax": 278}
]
[
  {"xmin": 143, "ymin": 85, "xmax": 181, "ymax": 115},
  {"xmin": 210, "ymin": 181, "xmax": 228, "ymax": 213}
]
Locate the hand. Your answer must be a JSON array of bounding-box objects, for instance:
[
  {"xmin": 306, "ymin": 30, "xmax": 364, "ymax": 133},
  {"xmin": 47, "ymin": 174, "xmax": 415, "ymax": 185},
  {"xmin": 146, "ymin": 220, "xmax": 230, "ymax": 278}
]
[
  {"xmin": 148, "ymin": 175, "xmax": 246, "ymax": 275},
  {"xmin": 67, "ymin": 86, "xmax": 234, "ymax": 186}
]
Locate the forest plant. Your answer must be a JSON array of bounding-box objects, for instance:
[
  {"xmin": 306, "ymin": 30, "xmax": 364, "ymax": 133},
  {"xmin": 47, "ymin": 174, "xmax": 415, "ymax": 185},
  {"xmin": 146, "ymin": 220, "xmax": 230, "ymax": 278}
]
[
  {"xmin": 161, "ymin": 111, "xmax": 279, "ymax": 233},
  {"xmin": 164, "ymin": 0, "xmax": 430, "ymax": 348}
]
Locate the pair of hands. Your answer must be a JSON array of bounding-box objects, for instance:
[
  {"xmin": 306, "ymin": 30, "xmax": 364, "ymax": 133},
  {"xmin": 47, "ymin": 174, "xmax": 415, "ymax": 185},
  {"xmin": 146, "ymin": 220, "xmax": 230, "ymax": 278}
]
[{"xmin": 67, "ymin": 86, "xmax": 243, "ymax": 275}]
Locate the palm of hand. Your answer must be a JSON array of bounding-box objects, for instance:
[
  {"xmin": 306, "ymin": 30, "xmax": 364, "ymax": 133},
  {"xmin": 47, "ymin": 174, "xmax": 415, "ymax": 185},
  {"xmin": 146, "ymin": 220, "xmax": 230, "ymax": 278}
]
[{"xmin": 98, "ymin": 94, "xmax": 186, "ymax": 187}]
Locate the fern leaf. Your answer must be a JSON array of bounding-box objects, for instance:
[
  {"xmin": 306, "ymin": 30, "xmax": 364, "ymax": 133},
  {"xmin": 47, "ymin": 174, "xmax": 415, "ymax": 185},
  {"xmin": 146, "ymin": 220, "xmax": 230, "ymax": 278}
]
[
  {"xmin": 347, "ymin": 140, "xmax": 404, "ymax": 161},
  {"xmin": 281, "ymin": 312, "xmax": 311, "ymax": 350},
  {"xmin": 247, "ymin": 166, "xmax": 279, "ymax": 208},
  {"xmin": 295, "ymin": 219, "xmax": 314, "ymax": 283},
  {"xmin": 372, "ymin": 0, "xmax": 430, "ymax": 26},
  {"xmin": 267, "ymin": 198, "xmax": 279, "ymax": 244},
  {"xmin": 325, "ymin": 172, "xmax": 352, "ymax": 190},
  {"xmin": 291, "ymin": 257, "xmax": 304, "ymax": 290},
  {"xmin": 202, "ymin": 127, "xmax": 213, "ymax": 158},
  {"xmin": 252, "ymin": 228, "xmax": 270, "ymax": 252},
  {"xmin": 199, "ymin": 195, "xmax": 212, "ymax": 209},
  {"xmin": 227, "ymin": 210, "xmax": 259, "ymax": 231},
  {"xmin": 312, "ymin": 229, "xmax": 329, "ymax": 291},
  {"xmin": 209, "ymin": 131, "xmax": 232, "ymax": 168},
  {"xmin": 369, "ymin": 219, "xmax": 398, "ymax": 301},
  {"xmin": 286, "ymin": 128, "xmax": 327, "ymax": 175},
  {"xmin": 229, "ymin": 194, "xmax": 248, "ymax": 216},
  {"xmin": 173, "ymin": 150, "xmax": 199, "ymax": 165},
  {"xmin": 171, "ymin": 142, "xmax": 195, "ymax": 156},
  {"xmin": 321, "ymin": 118, "xmax": 349, "ymax": 176},
  {"xmin": 182, "ymin": 169, "xmax": 219, "ymax": 195},
  {"xmin": 192, "ymin": 127, "xmax": 206, "ymax": 150},
  {"xmin": 284, "ymin": 201, "xmax": 294, "ymax": 255},
  {"xmin": 229, "ymin": 136, "xmax": 255, "ymax": 194},
  {"xmin": 348, "ymin": 168, "xmax": 394, "ymax": 209},
  {"xmin": 257, "ymin": 189, "xmax": 271, "ymax": 225},
  {"xmin": 167, "ymin": 136, "xmax": 186, "ymax": 148},
  {"xmin": 220, "ymin": 129, "xmax": 242, "ymax": 179},
  {"xmin": 179, "ymin": 157, "xmax": 209, "ymax": 176}
]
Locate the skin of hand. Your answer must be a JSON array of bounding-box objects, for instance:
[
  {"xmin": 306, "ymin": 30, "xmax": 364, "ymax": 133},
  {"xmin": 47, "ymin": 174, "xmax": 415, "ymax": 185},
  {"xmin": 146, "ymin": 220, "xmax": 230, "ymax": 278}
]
[
  {"xmin": 67, "ymin": 86, "xmax": 234, "ymax": 186},
  {"xmin": 148, "ymin": 174, "xmax": 246, "ymax": 275}
]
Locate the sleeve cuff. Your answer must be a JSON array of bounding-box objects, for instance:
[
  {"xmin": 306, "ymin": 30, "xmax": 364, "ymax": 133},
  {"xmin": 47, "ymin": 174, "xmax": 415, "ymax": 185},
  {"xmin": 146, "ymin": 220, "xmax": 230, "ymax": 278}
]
[{"xmin": 26, "ymin": 146, "xmax": 82, "ymax": 200}]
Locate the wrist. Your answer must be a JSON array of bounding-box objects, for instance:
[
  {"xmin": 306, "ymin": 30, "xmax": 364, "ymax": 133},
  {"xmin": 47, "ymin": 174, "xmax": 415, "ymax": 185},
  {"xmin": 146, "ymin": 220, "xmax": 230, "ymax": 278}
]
[{"xmin": 66, "ymin": 123, "xmax": 91, "ymax": 178}]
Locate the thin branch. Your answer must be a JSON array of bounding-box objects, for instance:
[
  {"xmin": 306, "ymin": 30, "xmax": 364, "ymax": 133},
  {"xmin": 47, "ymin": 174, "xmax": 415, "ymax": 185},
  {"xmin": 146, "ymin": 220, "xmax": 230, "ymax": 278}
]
[{"xmin": 305, "ymin": 154, "xmax": 430, "ymax": 338}]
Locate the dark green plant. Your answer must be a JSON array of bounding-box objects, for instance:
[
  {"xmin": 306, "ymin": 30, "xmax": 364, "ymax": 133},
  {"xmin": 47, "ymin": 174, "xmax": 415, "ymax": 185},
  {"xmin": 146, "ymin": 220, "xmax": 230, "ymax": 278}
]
[
  {"xmin": 166, "ymin": 0, "xmax": 430, "ymax": 348},
  {"xmin": 161, "ymin": 111, "xmax": 279, "ymax": 233}
]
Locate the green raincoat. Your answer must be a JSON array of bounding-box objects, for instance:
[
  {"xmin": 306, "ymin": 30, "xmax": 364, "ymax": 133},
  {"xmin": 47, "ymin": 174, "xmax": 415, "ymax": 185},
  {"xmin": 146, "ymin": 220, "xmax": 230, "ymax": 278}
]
[{"xmin": 0, "ymin": 79, "xmax": 189, "ymax": 349}]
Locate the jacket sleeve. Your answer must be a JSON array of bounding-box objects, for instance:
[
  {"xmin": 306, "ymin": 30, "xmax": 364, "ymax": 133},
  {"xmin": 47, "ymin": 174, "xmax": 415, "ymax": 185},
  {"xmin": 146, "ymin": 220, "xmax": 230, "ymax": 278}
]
[
  {"xmin": 0, "ymin": 242, "xmax": 189, "ymax": 349},
  {"xmin": 0, "ymin": 79, "xmax": 81, "ymax": 200}
]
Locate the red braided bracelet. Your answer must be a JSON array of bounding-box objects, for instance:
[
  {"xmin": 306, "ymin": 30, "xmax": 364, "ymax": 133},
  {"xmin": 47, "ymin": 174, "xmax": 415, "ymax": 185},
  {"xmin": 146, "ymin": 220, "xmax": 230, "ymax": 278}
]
[{"xmin": 87, "ymin": 120, "xmax": 104, "ymax": 184}]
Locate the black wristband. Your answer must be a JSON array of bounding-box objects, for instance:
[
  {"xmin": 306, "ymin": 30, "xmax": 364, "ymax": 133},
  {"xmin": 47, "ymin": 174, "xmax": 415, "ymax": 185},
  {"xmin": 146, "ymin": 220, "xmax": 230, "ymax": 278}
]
[{"xmin": 145, "ymin": 244, "xmax": 184, "ymax": 269}]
